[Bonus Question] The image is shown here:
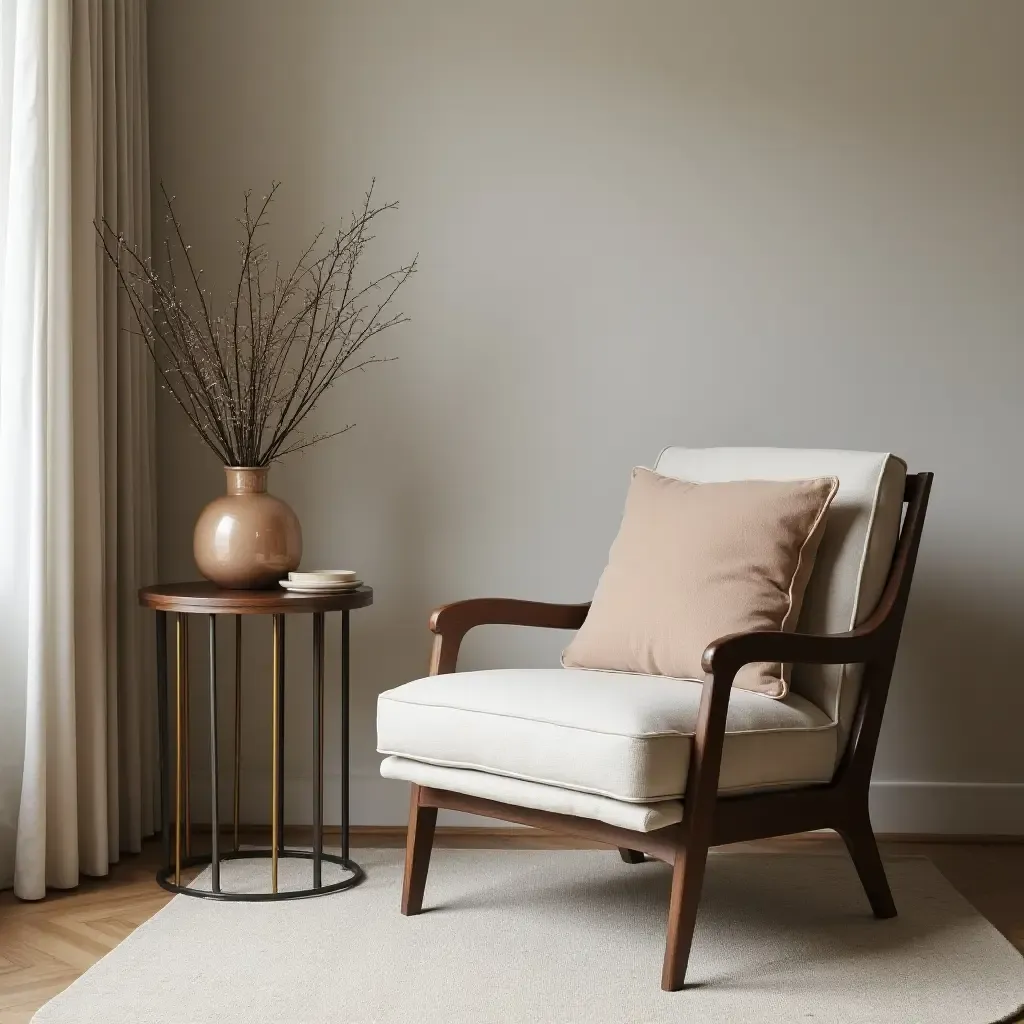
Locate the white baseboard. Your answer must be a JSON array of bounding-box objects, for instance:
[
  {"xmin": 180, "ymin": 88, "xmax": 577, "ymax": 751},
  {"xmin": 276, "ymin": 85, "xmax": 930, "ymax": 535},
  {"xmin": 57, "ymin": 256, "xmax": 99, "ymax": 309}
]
[
  {"xmin": 186, "ymin": 772, "xmax": 1024, "ymax": 837},
  {"xmin": 868, "ymin": 781, "xmax": 1024, "ymax": 836}
]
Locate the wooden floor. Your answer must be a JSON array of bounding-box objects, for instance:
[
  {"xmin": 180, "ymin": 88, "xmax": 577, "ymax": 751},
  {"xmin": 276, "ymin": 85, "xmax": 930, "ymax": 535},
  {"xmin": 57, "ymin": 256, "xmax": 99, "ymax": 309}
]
[{"xmin": 0, "ymin": 829, "xmax": 1020, "ymax": 1023}]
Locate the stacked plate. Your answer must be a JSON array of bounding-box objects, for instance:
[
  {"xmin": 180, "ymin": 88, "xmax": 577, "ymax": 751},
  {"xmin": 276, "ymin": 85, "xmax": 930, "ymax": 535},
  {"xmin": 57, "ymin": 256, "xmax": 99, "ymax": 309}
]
[{"xmin": 279, "ymin": 569, "xmax": 362, "ymax": 594}]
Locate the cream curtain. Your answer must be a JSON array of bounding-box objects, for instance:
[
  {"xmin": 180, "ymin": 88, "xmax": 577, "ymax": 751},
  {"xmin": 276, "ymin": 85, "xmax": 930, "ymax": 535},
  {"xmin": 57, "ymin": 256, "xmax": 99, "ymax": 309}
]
[{"xmin": 0, "ymin": 0, "xmax": 156, "ymax": 898}]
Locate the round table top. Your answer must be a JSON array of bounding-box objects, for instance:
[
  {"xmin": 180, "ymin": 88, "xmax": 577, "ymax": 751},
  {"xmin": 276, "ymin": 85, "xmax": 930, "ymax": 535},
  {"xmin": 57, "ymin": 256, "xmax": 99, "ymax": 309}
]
[{"xmin": 139, "ymin": 581, "xmax": 374, "ymax": 614}]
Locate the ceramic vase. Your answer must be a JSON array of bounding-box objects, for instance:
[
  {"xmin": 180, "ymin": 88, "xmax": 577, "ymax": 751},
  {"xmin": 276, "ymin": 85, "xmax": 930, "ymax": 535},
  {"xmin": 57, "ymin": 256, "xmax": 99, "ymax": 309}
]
[{"xmin": 193, "ymin": 467, "xmax": 302, "ymax": 589}]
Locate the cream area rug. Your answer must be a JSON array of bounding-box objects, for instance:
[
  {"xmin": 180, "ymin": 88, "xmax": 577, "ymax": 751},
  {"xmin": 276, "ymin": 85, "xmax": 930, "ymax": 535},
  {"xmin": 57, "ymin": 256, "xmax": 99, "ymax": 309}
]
[{"xmin": 33, "ymin": 849, "xmax": 1024, "ymax": 1024}]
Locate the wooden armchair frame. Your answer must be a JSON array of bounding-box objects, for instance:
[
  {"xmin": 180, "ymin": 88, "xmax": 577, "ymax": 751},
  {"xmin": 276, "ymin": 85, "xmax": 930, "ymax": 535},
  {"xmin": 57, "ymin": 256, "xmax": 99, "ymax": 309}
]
[{"xmin": 400, "ymin": 472, "xmax": 933, "ymax": 991}]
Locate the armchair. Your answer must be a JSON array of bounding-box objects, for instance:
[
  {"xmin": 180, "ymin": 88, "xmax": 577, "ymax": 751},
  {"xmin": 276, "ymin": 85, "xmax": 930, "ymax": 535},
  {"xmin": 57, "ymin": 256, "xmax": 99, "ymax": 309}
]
[{"xmin": 377, "ymin": 448, "xmax": 932, "ymax": 991}]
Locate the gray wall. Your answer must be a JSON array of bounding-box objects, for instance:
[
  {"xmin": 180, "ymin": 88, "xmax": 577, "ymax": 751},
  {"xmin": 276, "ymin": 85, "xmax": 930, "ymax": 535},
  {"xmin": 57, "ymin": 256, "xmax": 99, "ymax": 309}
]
[{"xmin": 148, "ymin": 0, "xmax": 1024, "ymax": 833}]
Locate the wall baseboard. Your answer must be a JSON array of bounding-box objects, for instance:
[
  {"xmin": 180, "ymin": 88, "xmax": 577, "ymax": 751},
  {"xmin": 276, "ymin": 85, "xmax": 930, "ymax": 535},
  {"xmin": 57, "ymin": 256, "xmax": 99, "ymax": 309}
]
[
  {"xmin": 869, "ymin": 781, "xmax": 1024, "ymax": 836},
  {"xmin": 197, "ymin": 822, "xmax": 1023, "ymax": 846},
  {"xmin": 186, "ymin": 776, "xmax": 1024, "ymax": 838}
]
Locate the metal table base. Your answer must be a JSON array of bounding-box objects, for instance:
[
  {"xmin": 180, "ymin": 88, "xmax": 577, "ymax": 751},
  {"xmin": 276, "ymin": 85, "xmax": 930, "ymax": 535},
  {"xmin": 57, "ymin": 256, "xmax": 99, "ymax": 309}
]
[{"xmin": 149, "ymin": 596, "xmax": 368, "ymax": 901}]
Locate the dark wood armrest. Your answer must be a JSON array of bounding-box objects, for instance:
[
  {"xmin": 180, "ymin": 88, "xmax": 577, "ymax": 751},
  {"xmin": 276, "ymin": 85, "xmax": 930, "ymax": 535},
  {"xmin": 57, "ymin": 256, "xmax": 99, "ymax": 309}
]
[
  {"xmin": 430, "ymin": 598, "xmax": 590, "ymax": 635},
  {"xmin": 701, "ymin": 621, "xmax": 881, "ymax": 677},
  {"xmin": 427, "ymin": 598, "xmax": 590, "ymax": 675}
]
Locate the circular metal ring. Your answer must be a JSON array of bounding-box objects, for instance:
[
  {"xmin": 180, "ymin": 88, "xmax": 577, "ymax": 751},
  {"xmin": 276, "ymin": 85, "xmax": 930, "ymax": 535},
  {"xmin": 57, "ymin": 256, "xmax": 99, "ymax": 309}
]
[{"xmin": 156, "ymin": 848, "xmax": 365, "ymax": 902}]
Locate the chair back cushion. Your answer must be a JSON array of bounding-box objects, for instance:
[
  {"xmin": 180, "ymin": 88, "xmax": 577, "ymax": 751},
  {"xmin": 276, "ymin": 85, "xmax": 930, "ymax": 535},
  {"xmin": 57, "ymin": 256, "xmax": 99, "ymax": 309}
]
[{"xmin": 653, "ymin": 448, "xmax": 906, "ymax": 737}]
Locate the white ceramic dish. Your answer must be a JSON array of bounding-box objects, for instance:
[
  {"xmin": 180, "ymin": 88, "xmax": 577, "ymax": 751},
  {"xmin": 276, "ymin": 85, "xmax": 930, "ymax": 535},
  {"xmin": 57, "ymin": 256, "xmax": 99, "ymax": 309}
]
[
  {"xmin": 288, "ymin": 569, "xmax": 358, "ymax": 583},
  {"xmin": 279, "ymin": 579, "xmax": 363, "ymax": 593}
]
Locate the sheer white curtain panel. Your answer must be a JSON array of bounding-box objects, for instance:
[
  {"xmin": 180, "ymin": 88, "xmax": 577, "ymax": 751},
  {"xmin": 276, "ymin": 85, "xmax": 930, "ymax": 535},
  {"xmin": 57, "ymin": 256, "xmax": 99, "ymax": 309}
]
[{"xmin": 0, "ymin": 0, "xmax": 156, "ymax": 899}]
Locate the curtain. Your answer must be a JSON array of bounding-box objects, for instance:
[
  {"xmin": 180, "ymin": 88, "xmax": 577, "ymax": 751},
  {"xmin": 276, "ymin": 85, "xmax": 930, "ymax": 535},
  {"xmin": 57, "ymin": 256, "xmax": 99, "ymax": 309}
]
[{"xmin": 0, "ymin": 0, "xmax": 156, "ymax": 899}]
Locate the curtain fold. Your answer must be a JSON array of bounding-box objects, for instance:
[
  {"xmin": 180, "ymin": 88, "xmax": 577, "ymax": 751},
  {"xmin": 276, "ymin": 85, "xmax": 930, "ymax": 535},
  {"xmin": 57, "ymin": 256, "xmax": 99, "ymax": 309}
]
[{"xmin": 0, "ymin": 0, "xmax": 155, "ymax": 899}]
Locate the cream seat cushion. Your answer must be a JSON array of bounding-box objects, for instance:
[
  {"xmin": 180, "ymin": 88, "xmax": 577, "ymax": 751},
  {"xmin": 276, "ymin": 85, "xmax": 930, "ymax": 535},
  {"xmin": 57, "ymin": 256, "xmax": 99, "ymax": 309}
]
[{"xmin": 377, "ymin": 668, "xmax": 837, "ymax": 804}]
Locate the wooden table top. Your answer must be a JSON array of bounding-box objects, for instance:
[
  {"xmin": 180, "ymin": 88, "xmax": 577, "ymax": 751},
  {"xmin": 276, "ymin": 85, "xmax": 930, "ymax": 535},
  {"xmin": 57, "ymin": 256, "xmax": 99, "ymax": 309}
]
[{"xmin": 139, "ymin": 581, "xmax": 374, "ymax": 614}]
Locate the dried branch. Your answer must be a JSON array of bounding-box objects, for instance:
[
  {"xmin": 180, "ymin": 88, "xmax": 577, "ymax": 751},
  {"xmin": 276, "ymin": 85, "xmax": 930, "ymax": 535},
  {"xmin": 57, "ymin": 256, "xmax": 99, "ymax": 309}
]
[{"xmin": 96, "ymin": 182, "xmax": 416, "ymax": 467}]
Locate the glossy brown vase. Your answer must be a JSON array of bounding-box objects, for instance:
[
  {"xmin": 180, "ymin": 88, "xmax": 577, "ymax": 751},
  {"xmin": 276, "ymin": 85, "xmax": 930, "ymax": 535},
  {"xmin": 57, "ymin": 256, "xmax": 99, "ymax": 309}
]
[{"xmin": 193, "ymin": 467, "xmax": 302, "ymax": 589}]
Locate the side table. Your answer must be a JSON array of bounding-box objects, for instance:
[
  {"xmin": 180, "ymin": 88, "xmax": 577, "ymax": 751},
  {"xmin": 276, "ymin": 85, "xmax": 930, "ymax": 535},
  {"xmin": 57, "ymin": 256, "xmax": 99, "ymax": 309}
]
[{"xmin": 139, "ymin": 582, "xmax": 373, "ymax": 901}]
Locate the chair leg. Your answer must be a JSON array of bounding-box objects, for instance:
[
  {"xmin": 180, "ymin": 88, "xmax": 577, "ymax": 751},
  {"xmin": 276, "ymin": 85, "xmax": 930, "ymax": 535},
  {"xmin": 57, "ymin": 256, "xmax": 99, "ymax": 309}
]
[
  {"xmin": 838, "ymin": 817, "xmax": 897, "ymax": 919},
  {"xmin": 661, "ymin": 840, "xmax": 711, "ymax": 991},
  {"xmin": 401, "ymin": 785, "xmax": 438, "ymax": 916},
  {"xmin": 618, "ymin": 847, "xmax": 646, "ymax": 864}
]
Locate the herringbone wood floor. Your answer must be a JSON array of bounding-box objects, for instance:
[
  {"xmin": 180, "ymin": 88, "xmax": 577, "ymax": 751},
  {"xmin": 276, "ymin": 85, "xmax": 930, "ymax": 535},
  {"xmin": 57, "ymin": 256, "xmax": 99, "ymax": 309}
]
[{"xmin": 1, "ymin": 830, "xmax": 1021, "ymax": 1023}]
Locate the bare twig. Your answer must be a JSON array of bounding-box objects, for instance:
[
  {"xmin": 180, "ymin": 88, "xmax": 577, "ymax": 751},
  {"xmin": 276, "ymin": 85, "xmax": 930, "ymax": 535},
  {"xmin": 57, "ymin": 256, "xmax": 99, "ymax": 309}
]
[{"xmin": 96, "ymin": 182, "xmax": 415, "ymax": 466}]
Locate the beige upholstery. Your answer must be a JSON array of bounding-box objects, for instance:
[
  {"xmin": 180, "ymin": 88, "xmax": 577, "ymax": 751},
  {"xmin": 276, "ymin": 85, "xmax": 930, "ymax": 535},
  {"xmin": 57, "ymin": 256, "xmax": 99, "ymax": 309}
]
[
  {"xmin": 380, "ymin": 756, "xmax": 684, "ymax": 832},
  {"xmin": 654, "ymin": 448, "xmax": 906, "ymax": 740},
  {"xmin": 378, "ymin": 448, "xmax": 907, "ymax": 826},
  {"xmin": 377, "ymin": 668, "xmax": 836, "ymax": 802}
]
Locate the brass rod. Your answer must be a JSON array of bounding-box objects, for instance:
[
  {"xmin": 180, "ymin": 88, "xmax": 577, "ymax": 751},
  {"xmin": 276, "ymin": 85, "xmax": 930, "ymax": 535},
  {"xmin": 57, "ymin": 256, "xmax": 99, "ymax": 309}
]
[
  {"xmin": 233, "ymin": 614, "xmax": 242, "ymax": 853},
  {"xmin": 183, "ymin": 616, "xmax": 191, "ymax": 859},
  {"xmin": 174, "ymin": 614, "xmax": 183, "ymax": 886},
  {"xmin": 271, "ymin": 615, "xmax": 281, "ymax": 894},
  {"xmin": 276, "ymin": 618, "xmax": 286, "ymax": 858},
  {"xmin": 155, "ymin": 612, "xmax": 170, "ymax": 873}
]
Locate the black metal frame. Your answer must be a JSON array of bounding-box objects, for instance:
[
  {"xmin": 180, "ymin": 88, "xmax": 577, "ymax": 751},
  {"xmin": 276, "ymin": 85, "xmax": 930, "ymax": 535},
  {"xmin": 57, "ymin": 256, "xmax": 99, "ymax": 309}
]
[
  {"xmin": 156, "ymin": 850, "xmax": 365, "ymax": 902},
  {"xmin": 153, "ymin": 607, "xmax": 364, "ymax": 901}
]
